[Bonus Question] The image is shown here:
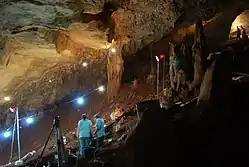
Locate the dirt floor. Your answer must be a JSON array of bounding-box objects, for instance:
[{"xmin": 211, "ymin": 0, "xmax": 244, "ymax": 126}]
[{"xmin": 0, "ymin": 80, "xmax": 156, "ymax": 165}]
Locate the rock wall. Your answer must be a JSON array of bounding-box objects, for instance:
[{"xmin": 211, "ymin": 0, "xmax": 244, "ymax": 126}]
[
  {"xmin": 0, "ymin": 0, "xmax": 248, "ymax": 110},
  {"xmin": 112, "ymin": 0, "xmax": 178, "ymax": 53},
  {"xmin": 111, "ymin": 0, "xmax": 248, "ymax": 52},
  {"xmin": 0, "ymin": 30, "xmax": 107, "ymax": 109}
]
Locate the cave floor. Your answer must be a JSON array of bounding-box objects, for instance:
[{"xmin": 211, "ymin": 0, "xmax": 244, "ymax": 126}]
[{"xmin": 0, "ymin": 80, "xmax": 156, "ymax": 165}]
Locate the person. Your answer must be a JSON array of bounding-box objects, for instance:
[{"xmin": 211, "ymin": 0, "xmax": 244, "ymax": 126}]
[
  {"xmin": 175, "ymin": 53, "xmax": 188, "ymax": 92},
  {"xmin": 110, "ymin": 103, "xmax": 122, "ymax": 121},
  {"xmin": 94, "ymin": 114, "xmax": 106, "ymax": 148},
  {"xmin": 77, "ymin": 113, "xmax": 92, "ymax": 157},
  {"xmin": 241, "ymin": 27, "xmax": 248, "ymax": 40},
  {"xmin": 236, "ymin": 26, "xmax": 241, "ymax": 40}
]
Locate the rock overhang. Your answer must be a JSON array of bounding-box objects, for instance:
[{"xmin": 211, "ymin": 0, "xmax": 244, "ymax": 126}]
[
  {"xmin": 0, "ymin": 0, "xmax": 248, "ymax": 109},
  {"xmin": 0, "ymin": 27, "xmax": 108, "ymax": 109}
]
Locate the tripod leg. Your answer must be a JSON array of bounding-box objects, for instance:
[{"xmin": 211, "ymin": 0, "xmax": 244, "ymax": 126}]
[
  {"xmin": 59, "ymin": 130, "xmax": 68, "ymax": 163},
  {"xmin": 35, "ymin": 123, "xmax": 55, "ymax": 167},
  {"xmin": 56, "ymin": 130, "xmax": 63, "ymax": 167},
  {"xmin": 55, "ymin": 117, "xmax": 68, "ymax": 167}
]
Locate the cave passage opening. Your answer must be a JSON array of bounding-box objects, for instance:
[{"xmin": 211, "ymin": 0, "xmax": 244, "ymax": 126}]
[{"xmin": 230, "ymin": 10, "xmax": 249, "ymax": 39}]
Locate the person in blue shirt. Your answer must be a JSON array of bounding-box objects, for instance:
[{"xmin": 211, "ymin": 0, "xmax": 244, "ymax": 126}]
[
  {"xmin": 77, "ymin": 113, "xmax": 92, "ymax": 157},
  {"xmin": 93, "ymin": 114, "xmax": 105, "ymax": 148}
]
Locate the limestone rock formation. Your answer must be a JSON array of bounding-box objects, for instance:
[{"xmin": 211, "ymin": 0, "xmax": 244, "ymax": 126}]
[
  {"xmin": 191, "ymin": 20, "xmax": 205, "ymax": 89},
  {"xmin": 0, "ymin": 0, "xmax": 248, "ymax": 111},
  {"xmin": 169, "ymin": 42, "xmax": 177, "ymax": 90},
  {"xmin": 197, "ymin": 48, "xmax": 234, "ymax": 112},
  {"xmin": 0, "ymin": 24, "xmax": 108, "ymax": 109}
]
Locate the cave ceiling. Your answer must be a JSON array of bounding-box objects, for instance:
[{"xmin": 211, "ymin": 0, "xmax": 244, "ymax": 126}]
[{"xmin": 0, "ymin": 0, "xmax": 248, "ymax": 111}]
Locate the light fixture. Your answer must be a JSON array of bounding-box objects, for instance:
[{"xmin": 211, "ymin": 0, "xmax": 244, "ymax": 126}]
[
  {"xmin": 159, "ymin": 54, "xmax": 165, "ymax": 60},
  {"xmin": 3, "ymin": 131, "xmax": 11, "ymax": 138},
  {"xmin": 110, "ymin": 48, "xmax": 116, "ymax": 53},
  {"xmin": 155, "ymin": 56, "xmax": 159, "ymax": 62},
  {"xmin": 26, "ymin": 117, "xmax": 34, "ymax": 124},
  {"xmin": 82, "ymin": 62, "xmax": 88, "ymax": 67},
  {"xmin": 98, "ymin": 86, "xmax": 105, "ymax": 92},
  {"xmin": 77, "ymin": 97, "xmax": 84, "ymax": 105},
  {"xmin": 4, "ymin": 96, "xmax": 10, "ymax": 101}
]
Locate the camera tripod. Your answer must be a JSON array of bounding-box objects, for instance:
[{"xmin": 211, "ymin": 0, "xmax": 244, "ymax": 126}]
[{"xmin": 35, "ymin": 116, "xmax": 68, "ymax": 167}]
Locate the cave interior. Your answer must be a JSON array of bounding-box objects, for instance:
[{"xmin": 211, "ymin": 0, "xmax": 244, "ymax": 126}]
[{"xmin": 0, "ymin": 0, "xmax": 249, "ymax": 166}]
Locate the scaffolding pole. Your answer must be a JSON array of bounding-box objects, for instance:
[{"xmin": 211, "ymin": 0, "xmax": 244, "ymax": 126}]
[{"xmin": 16, "ymin": 107, "xmax": 21, "ymax": 161}]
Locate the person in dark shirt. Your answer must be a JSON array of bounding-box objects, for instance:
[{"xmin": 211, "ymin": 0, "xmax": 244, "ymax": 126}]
[
  {"xmin": 237, "ymin": 26, "xmax": 241, "ymax": 40},
  {"xmin": 241, "ymin": 27, "xmax": 248, "ymax": 40}
]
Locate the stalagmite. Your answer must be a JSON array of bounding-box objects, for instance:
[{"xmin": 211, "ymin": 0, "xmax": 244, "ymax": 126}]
[
  {"xmin": 169, "ymin": 42, "xmax": 177, "ymax": 90},
  {"xmin": 191, "ymin": 20, "xmax": 206, "ymax": 89},
  {"xmin": 175, "ymin": 42, "xmax": 188, "ymax": 92}
]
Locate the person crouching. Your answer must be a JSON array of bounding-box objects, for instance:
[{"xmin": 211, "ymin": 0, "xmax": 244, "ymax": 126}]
[{"xmin": 77, "ymin": 113, "xmax": 92, "ymax": 158}]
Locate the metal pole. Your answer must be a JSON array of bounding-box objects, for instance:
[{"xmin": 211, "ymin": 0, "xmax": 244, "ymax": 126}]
[
  {"xmin": 55, "ymin": 116, "xmax": 67, "ymax": 167},
  {"xmin": 162, "ymin": 56, "xmax": 165, "ymax": 91},
  {"xmin": 55, "ymin": 117, "xmax": 63, "ymax": 167},
  {"xmin": 16, "ymin": 107, "xmax": 21, "ymax": 161},
  {"xmin": 157, "ymin": 60, "xmax": 159, "ymax": 99},
  {"xmin": 9, "ymin": 114, "xmax": 17, "ymax": 163}
]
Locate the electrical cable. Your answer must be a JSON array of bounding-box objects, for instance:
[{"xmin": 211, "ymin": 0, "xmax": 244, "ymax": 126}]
[
  {"xmin": 0, "ymin": 84, "xmax": 106, "ymax": 166},
  {"xmin": 2, "ymin": 75, "xmax": 155, "ymax": 164},
  {"xmin": 2, "ymin": 75, "xmax": 152, "ymax": 137},
  {"xmin": 1, "ymin": 84, "xmax": 106, "ymax": 137}
]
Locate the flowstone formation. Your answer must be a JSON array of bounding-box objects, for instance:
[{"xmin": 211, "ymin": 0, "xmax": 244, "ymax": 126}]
[{"xmin": 0, "ymin": 0, "xmax": 248, "ymax": 111}]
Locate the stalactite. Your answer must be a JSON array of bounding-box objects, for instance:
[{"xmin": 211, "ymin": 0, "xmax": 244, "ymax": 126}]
[{"xmin": 107, "ymin": 44, "xmax": 124, "ymax": 102}]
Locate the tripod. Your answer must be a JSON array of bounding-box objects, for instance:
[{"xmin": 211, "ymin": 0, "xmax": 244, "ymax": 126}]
[{"xmin": 35, "ymin": 116, "xmax": 68, "ymax": 167}]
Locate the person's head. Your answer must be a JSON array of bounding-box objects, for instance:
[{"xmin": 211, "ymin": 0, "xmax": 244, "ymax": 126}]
[
  {"xmin": 82, "ymin": 113, "xmax": 87, "ymax": 120},
  {"xmin": 116, "ymin": 103, "xmax": 120, "ymax": 108},
  {"xmin": 94, "ymin": 114, "xmax": 100, "ymax": 119}
]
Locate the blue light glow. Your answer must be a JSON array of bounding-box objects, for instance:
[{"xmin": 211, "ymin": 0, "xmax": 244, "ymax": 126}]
[
  {"xmin": 3, "ymin": 131, "xmax": 11, "ymax": 138},
  {"xmin": 26, "ymin": 117, "xmax": 34, "ymax": 124},
  {"xmin": 77, "ymin": 97, "xmax": 84, "ymax": 105}
]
